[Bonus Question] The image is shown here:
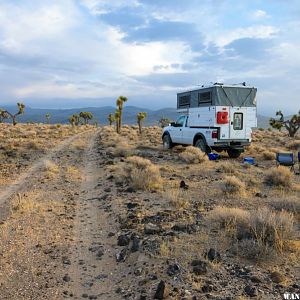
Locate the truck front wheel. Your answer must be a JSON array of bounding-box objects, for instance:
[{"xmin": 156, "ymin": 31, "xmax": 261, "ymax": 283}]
[
  {"xmin": 195, "ymin": 138, "xmax": 207, "ymax": 153},
  {"xmin": 227, "ymin": 149, "xmax": 242, "ymax": 158},
  {"xmin": 163, "ymin": 134, "xmax": 173, "ymax": 149}
]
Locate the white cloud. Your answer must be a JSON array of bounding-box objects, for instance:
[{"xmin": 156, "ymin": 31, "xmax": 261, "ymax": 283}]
[{"xmin": 252, "ymin": 9, "xmax": 269, "ymax": 19}]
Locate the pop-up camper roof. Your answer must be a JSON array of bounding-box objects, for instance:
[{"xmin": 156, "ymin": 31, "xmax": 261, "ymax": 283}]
[{"xmin": 177, "ymin": 84, "xmax": 257, "ymax": 109}]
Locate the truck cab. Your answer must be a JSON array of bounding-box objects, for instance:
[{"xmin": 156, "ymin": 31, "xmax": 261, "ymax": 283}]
[{"xmin": 162, "ymin": 83, "xmax": 257, "ymax": 158}]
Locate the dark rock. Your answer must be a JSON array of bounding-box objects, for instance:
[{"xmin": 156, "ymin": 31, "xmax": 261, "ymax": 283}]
[
  {"xmin": 255, "ymin": 192, "xmax": 267, "ymax": 198},
  {"xmin": 117, "ymin": 234, "xmax": 130, "ymax": 246},
  {"xmin": 191, "ymin": 260, "xmax": 208, "ymax": 275},
  {"xmin": 167, "ymin": 264, "xmax": 180, "ymax": 276},
  {"xmin": 154, "ymin": 280, "xmax": 169, "ymax": 299},
  {"xmin": 202, "ymin": 284, "xmax": 213, "ymax": 293},
  {"xmin": 144, "ymin": 223, "xmax": 161, "ymax": 235},
  {"xmin": 82, "ymin": 294, "xmax": 88, "ymax": 298},
  {"xmin": 96, "ymin": 249, "xmax": 104, "ymax": 259},
  {"xmin": 116, "ymin": 248, "xmax": 128, "ymax": 262},
  {"xmin": 244, "ymin": 285, "xmax": 258, "ymax": 297},
  {"xmin": 206, "ymin": 248, "xmax": 221, "ymax": 262},
  {"xmin": 125, "ymin": 187, "xmax": 136, "ymax": 193},
  {"xmin": 172, "ymin": 224, "xmax": 197, "ymax": 234},
  {"xmin": 104, "ymin": 187, "xmax": 111, "ymax": 192},
  {"xmin": 127, "ymin": 202, "xmax": 138, "ymax": 209},
  {"xmin": 107, "ymin": 232, "xmax": 115, "ymax": 237},
  {"xmin": 250, "ymin": 275, "xmax": 263, "ymax": 283},
  {"xmin": 63, "ymin": 274, "xmax": 71, "ymax": 282},
  {"xmin": 180, "ymin": 180, "xmax": 189, "ymax": 190},
  {"xmin": 131, "ymin": 235, "xmax": 140, "ymax": 252}
]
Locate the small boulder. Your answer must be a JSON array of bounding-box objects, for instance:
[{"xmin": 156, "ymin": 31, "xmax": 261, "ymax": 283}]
[
  {"xmin": 244, "ymin": 285, "xmax": 258, "ymax": 297},
  {"xmin": 154, "ymin": 280, "xmax": 169, "ymax": 299},
  {"xmin": 167, "ymin": 264, "xmax": 180, "ymax": 276},
  {"xmin": 206, "ymin": 248, "xmax": 221, "ymax": 262},
  {"xmin": 144, "ymin": 223, "xmax": 161, "ymax": 235},
  {"xmin": 117, "ymin": 234, "xmax": 130, "ymax": 246},
  {"xmin": 191, "ymin": 260, "xmax": 208, "ymax": 275}
]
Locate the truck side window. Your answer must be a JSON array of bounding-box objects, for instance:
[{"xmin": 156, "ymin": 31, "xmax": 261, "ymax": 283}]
[
  {"xmin": 176, "ymin": 116, "xmax": 186, "ymax": 127},
  {"xmin": 233, "ymin": 113, "xmax": 243, "ymax": 130},
  {"xmin": 198, "ymin": 92, "xmax": 212, "ymax": 106}
]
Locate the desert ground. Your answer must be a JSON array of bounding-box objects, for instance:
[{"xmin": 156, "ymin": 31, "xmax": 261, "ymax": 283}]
[{"xmin": 0, "ymin": 123, "xmax": 299, "ymax": 300}]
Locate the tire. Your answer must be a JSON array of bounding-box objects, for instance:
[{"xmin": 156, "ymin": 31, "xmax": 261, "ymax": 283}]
[
  {"xmin": 227, "ymin": 149, "xmax": 242, "ymax": 158},
  {"xmin": 195, "ymin": 138, "xmax": 207, "ymax": 153},
  {"xmin": 163, "ymin": 134, "xmax": 173, "ymax": 149}
]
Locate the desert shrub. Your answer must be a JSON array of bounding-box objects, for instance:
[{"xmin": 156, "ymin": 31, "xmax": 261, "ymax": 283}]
[
  {"xmin": 208, "ymin": 206, "xmax": 250, "ymax": 233},
  {"xmin": 264, "ymin": 166, "xmax": 292, "ymax": 188},
  {"xmin": 163, "ymin": 189, "xmax": 190, "ymax": 209},
  {"xmin": 110, "ymin": 140, "xmax": 135, "ymax": 157},
  {"xmin": 208, "ymin": 206, "xmax": 295, "ymax": 256},
  {"xmin": 216, "ymin": 161, "xmax": 237, "ymax": 174},
  {"xmin": 124, "ymin": 156, "xmax": 162, "ymax": 190},
  {"xmin": 220, "ymin": 176, "xmax": 245, "ymax": 195},
  {"xmin": 287, "ymin": 140, "xmax": 300, "ymax": 150},
  {"xmin": 249, "ymin": 207, "xmax": 295, "ymax": 252},
  {"xmin": 178, "ymin": 146, "xmax": 208, "ymax": 164},
  {"xmin": 272, "ymin": 198, "xmax": 300, "ymax": 215},
  {"xmin": 262, "ymin": 150, "xmax": 275, "ymax": 160},
  {"xmin": 237, "ymin": 239, "xmax": 275, "ymax": 260}
]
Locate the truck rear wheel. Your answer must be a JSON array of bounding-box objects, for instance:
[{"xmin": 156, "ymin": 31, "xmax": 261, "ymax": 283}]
[
  {"xmin": 227, "ymin": 149, "xmax": 242, "ymax": 158},
  {"xmin": 163, "ymin": 134, "xmax": 173, "ymax": 149},
  {"xmin": 195, "ymin": 138, "xmax": 207, "ymax": 153}
]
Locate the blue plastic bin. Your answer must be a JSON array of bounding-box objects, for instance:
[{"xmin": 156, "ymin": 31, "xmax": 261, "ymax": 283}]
[
  {"xmin": 208, "ymin": 153, "xmax": 220, "ymax": 161},
  {"xmin": 244, "ymin": 157, "xmax": 255, "ymax": 165}
]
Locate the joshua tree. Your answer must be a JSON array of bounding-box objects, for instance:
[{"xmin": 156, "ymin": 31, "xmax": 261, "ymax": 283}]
[
  {"xmin": 116, "ymin": 96, "xmax": 128, "ymax": 133},
  {"xmin": 108, "ymin": 113, "xmax": 115, "ymax": 126},
  {"xmin": 269, "ymin": 110, "xmax": 300, "ymax": 137},
  {"xmin": 3, "ymin": 102, "xmax": 25, "ymax": 125},
  {"xmin": 158, "ymin": 116, "xmax": 171, "ymax": 128},
  {"xmin": 137, "ymin": 112, "xmax": 147, "ymax": 134},
  {"xmin": 0, "ymin": 109, "xmax": 9, "ymax": 123},
  {"xmin": 79, "ymin": 111, "xmax": 93, "ymax": 125},
  {"xmin": 69, "ymin": 114, "xmax": 80, "ymax": 126},
  {"xmin": 45, "ymin": 113, "xmax": 51, "ymax": 124},
  {"xmin": 115, "ymin": 110, "xmax": 121, "ymax": 133}
]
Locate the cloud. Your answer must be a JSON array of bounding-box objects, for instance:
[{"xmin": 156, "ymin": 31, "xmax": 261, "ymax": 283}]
[{"xmin": 0, "ymin": 0, "xmax": 299, "ymax": 115}]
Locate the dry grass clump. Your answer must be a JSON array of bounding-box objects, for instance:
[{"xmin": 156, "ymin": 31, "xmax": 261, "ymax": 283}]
[
  {"xmin": 124, "ymin": 156, "xmax": 162, "ymax": 190},
  {"xmin": 163, "ymin": 189, "xmax": 190, "ymax": 209},
  {"xmin": 178, "ymin": 146, "xmax": 208, "ymax": 164},
  {"xmin": 109, "ymin": 140, "xmax": 135, "ymax": 158},
  {"xmin": 287, "ymin": 140, "xmax": 300, "ymax": 150},
  {"xmin": 264, "ymin": 166, "xmax": 292, "ymax": 188},
  {"xmin": 216, "ymin": 161, "xmax": 237, "ymax": 174},
  {"xmin": 65, "ymin": 166, "xmax": 82, "ymax": 181},
  {"xmin": 44, "ymin": 160, "xmax": 60, "ymax": 179},
  {"xmin": 249, "ymin": 207, "xmax": 295, "ymax": 253},
  {"xmin": 262, "ymin": 150, "xmax": 275, "ymax": 160},
  {"xmin": 208, "ymin": 206, "xmax": 250, "ymax": 232},
  {"xmin": 10, "ymin": 191, "xmax": 42, "ymax": 214},
  {"xmin": 208, "ymin": 206, "xmax": 296, "ymax": 257},
  {"xmin": 220, "ymin": 176, "xmax": 246, "ymax": 195},
  {"xmin": 272, "ymin": 198, "xmax": 300, "ymax": 215}
]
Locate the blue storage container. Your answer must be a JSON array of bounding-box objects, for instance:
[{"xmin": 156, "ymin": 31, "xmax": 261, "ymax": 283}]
[
  {"xmin": 244, "ymin": 157, "xmax": 255, "ymax": 165},
  {"xmin": 208, "ymin": 153, "xmax": 220, "ymax": 160}
]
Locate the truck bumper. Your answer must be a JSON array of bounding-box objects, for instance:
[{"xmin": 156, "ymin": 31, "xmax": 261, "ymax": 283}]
[{"xmin": 212, "ymin": 140, "xmax": 250, "ymax": 150}]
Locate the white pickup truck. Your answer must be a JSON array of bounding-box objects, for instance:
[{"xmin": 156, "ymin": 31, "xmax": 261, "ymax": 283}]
[{"xmin": 162, "ymin": 83, "xmax": 257, "ymax": 158}]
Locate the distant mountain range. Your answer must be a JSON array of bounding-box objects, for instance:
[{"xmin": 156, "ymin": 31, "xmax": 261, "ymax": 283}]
[{"xmin": 0, "ymin": 105, "xmax": 271, "ymax": 128}]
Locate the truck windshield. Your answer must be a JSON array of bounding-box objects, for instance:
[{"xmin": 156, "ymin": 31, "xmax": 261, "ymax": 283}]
[{"xmin": 176, "ymin": 116, "xmax": 186, "ymax": 127}]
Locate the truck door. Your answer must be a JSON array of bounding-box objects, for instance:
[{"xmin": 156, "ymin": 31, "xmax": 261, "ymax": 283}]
[
  {"xmin": 169, "ymin": 115, "xmax": 186, "ymax": 143},
  {"xmin": 229, "ymin": 107, "xmax": 247, "ymax": 139}
]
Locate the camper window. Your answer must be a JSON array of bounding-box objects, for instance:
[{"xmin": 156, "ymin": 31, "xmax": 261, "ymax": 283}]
[
  {"xmin": 198, "ymin": 92, "xmax": 212, "ymax": 106},
  {"xmin": 178, "ymin": 95, "xmax": 190, "ymax": 108}
]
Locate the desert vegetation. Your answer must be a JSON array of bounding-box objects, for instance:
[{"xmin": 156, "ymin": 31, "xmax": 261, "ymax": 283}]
[{"xmin": 0, "ymin": 117, "xmax": 299, "ymax": 299}]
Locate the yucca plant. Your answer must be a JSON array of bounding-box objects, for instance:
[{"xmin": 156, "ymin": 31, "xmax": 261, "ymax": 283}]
[
  {"xmin": 108, "ymin": 113, "xmax": 115, "ymax": 126},
  {"xmin": 137, "ymin": 112, "xmax": 147, "ymax": 134},
  {"xmin": 3, "ymin": 102, "xmax": 25, "ymax": 125},
  {"xmin": 116, "ymin": 96, "xmax": 128, "ymax": 133}
]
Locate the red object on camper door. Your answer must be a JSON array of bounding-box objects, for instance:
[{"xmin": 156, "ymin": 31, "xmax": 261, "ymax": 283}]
[{"xmin": 217, "ymin": 111, "xmax": 229, "ymax": 124}]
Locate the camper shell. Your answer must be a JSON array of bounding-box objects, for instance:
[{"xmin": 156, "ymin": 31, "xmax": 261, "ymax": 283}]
[{"xmin": 162, "ymin": 83, "xmax": 258, "ymax": 158}]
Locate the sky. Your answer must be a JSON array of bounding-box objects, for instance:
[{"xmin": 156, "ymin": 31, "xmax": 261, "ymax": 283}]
[{"xmin": 0, "ymin": 0, "xmax": 299, "ymax": 115}]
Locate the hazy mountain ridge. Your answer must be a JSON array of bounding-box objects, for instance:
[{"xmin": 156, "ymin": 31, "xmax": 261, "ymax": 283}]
[{"xmin": 1, "ymin": 105, "xmax": 270, "ymax": 128}]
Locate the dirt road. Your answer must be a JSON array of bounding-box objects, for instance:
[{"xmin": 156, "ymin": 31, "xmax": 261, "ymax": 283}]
[{"xmin": 0, "ymin": 129, "xmax": 127, "ymax": 299}]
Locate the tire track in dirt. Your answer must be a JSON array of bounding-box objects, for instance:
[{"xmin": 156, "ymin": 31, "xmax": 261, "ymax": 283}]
[{"xmin": 67, "ymin": 132, "xmax": 124, "ymax": 300}]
